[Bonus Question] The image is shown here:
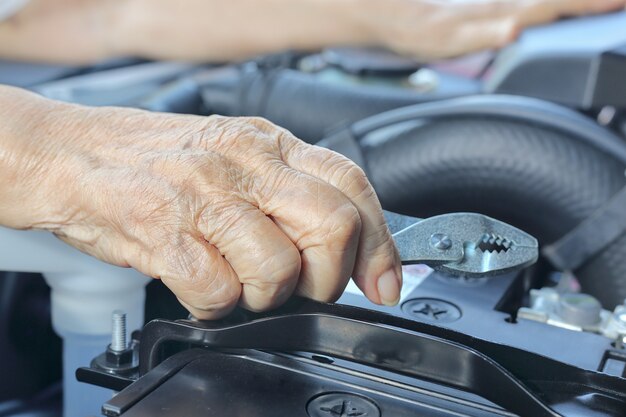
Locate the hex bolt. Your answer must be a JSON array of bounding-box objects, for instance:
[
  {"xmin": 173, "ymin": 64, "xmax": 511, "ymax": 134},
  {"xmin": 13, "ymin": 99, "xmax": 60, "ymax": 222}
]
[
  {"xmin": 110, "ymin": 310, "xmax": 127, "ymax": 353},
  {"xmin": 408, "ymin": 68, "xmax": 440, "ymax": 93},
  {"xmin": 92, "ymin": 310, "xmax": 137, "ymax": 373},
  {"xmin": 430, "ymin": 233, "xmax": 452, "ymax": 251}
]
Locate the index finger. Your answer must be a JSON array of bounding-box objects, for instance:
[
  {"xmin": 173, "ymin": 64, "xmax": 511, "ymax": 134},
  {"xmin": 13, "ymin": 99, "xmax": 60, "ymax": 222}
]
[{"xmin": 278, "ymin": 133, "xmax": 402, "ymax": 306}]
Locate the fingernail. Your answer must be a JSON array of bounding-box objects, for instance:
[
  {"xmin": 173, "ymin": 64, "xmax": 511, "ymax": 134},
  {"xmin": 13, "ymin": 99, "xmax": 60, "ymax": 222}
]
[{"xmin": 377, "ymin": 269, "xmax": 401, "ymax": 306}]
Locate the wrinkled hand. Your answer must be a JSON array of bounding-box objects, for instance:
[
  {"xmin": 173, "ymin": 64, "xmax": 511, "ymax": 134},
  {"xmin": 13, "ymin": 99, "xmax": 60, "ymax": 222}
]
[
  {"xmin": 10, "ymin": 102, "xmax": 401, "ymax": 319},
  {"xmin": 357, "ymin": 0, "xmax": 626, "ymax": 59}
]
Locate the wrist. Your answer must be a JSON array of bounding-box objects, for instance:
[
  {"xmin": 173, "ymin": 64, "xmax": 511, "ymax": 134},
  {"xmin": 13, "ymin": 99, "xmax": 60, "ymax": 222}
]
[
  {"xmin": 322, "ymin": 0, "xmax": 384, "ymax": 47},
  {"xmin": 0, "ymin": 88, "xmax": 86, "ymax": 230},
  {"xmin": 108, "ymin": 0, "xmax": 377, "ymax": 61}
]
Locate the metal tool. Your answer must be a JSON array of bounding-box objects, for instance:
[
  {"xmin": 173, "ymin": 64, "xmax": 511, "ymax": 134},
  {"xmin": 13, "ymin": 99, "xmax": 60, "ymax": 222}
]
[{"xmin": 385, "ymin": 211, "xmax": 539, "ymax": 277}]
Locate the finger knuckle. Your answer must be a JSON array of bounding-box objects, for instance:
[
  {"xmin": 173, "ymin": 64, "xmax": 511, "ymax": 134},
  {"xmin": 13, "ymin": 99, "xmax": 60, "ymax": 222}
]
[
  {"xmin": 252, "ymin": 162, "xmax": 293, "ymax": 203},
  {"xmin": 324, "ymin": 202, "xmax": 362, "ymax": 249},
  {"xmin": 210, "ymin": 278, "xmax": 242, "ymax": 308},
  {"xmin": 162, "ymin": 237, "xmax": 241, "ymax": 307},
  {"xmin": 254, "ymin": 244, "xmax": 302, "ymax": 287},
  {"xmin": 202, "ymin": 116, "xmax": 270, "ymax": 153},
  {"xmin": 243, "ymin": 116, "xmax": 277, "ymax": 133},
  {"xmin": 178, "ymin": 271, "xmax": 241, "ymax": 312},
  {"xmin": 239, "ymin": 246, "xmax": 300, "ymax": 312},
  {"xmin": 336, "ymin": 162, "xmax": 374, "ymax": 200},
  {"xmin": 364, "ymin": 226, "xmax": 395, "ymax": 257},
  {"xmin": 201, "ymin": 201, "xmax": 255, "ymax": 243}
]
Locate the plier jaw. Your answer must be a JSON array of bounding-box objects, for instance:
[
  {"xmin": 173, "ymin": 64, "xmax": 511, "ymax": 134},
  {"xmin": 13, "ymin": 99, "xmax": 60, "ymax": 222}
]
[{"xmin": 386, "ymin": 211, "xmax": 539, "ymax": 278}]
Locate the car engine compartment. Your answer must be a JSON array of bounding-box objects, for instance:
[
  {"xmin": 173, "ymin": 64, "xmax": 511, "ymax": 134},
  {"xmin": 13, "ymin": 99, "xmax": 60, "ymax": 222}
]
[{"xmin": 1, "ymin": 11, "xmax": 626, "ymax": 417}]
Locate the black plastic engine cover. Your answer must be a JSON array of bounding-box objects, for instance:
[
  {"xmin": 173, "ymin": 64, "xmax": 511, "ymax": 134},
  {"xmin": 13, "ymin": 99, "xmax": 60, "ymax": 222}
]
[
  {"xmin": 79, "ymin": 265, "xmax": 626, "ymax": 417},
  {"xmin": 113, "ymin": 349, "xmax": 508, "ymax": 417},
  {"xmin": 487, "ymin": 12, "xmax": 626, "ymax": 109}
]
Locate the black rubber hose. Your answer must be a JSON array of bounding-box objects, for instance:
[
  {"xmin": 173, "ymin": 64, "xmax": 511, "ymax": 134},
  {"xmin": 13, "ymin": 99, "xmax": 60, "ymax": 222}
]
[
  {"xmin": 362, "ymin": 116, "xmax": 626, "ymax": 308},
  {"xmin": 199, "ymin": 67, "xmax": 478, "ymax": 143}
]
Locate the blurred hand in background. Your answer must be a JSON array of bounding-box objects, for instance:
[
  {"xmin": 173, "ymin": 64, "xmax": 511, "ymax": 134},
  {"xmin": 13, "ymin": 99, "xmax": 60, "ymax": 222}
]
[{"xmin": 0, "ymin": 0, "xmax": 623, "ymax": 64}]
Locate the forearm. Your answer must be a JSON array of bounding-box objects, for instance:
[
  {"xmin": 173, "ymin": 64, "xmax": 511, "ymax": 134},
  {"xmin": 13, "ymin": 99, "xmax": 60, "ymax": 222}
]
[
  {"xmin": 0, "ymin": 0, "xmax": 374, "ymax": 64},
  {"xmin": 0, "ymin": 0, "xmax": 120, "ymax": 64},
  {"xmin": 114, "ymin": 0, "xmax": 371, "ymax": 62}
]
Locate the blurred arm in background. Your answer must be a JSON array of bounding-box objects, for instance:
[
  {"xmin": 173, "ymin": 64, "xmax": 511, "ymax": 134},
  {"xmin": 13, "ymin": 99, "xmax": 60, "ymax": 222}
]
[{"xmin": 0, "ymin": 0, "xmax": 624, "ymax": 65}]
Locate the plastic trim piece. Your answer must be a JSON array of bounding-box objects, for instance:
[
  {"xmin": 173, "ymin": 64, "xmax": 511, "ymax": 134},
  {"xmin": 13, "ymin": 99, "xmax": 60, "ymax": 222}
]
[{"xmin": 135, "ymin": 300, "xmax": 626, "ymax": 417}]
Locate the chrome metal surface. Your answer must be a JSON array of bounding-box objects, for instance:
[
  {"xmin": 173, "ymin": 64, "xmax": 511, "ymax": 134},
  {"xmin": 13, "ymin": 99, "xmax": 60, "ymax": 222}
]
[{"xmin": 386, "ymin": 211, "xmax": 539, "ymax": 277}]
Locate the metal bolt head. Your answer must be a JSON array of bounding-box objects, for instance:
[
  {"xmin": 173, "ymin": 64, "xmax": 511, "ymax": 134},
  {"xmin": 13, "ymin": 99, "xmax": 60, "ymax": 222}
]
[
  {"xmin": 408, "ymin": 68, "xmax": 440, "ymax": 93},
  {"xmin": 402, "ymin": 298, "xmax": 462, "ymax": 323},
  {"xmin": 430, "ymin": 233, "xmax": 452, "ymax": 251},
  {"xmin": 307, "ymin": 393, "xmax": 380, "ymax": 417}
]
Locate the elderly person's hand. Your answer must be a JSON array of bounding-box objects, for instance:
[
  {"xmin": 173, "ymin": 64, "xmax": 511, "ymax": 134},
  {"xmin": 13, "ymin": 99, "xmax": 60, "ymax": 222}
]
[
  {"xmin": 0, "ymin": 86, "xmax": 402, "ymax": 319},
  {"xmin": 356, "ymin": 0, "xmax": 626, "ymax": 60},
  {"xmin": 0, "ymin": 0, "xmax": 623, "ymax": 64}
]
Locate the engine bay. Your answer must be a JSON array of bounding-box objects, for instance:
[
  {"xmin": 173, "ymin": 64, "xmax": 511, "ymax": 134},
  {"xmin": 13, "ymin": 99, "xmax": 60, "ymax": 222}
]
[{"xmin": 1, "ymin": 11, "xmax": 626, "ymax": 417}]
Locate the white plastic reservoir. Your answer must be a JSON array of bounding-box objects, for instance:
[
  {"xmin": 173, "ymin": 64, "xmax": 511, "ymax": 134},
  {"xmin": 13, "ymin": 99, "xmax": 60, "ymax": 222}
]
[{"xmin": 0, "ymin": 227, "xmax": 150, "ymax": 417}]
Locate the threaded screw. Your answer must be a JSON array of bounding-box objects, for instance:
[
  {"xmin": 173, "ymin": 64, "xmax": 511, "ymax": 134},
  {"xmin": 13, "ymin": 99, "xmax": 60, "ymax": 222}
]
[{"xmin": 111, "ymin": 310, "xmax": 127, "ymax": 352}]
